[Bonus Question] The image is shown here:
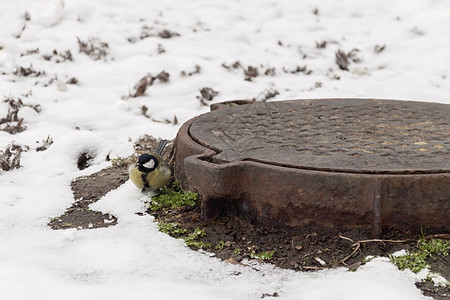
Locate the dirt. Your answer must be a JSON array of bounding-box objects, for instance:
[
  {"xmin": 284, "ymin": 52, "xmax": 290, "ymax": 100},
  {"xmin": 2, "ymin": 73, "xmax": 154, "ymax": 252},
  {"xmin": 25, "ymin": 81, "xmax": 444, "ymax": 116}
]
[
  {"xmin": 48, "ymin": 135, "xmax": 171, "ymax": 230},
  {"xmin": 48, "ymin": 165, "xmax": 128, "ymax": 230},
  {"xmin": 49, "ymin": 138, "xmax": 449, "ymax": 299},
  {"xmin": 152, "ymin": 203, "xmax": 449, "ymax": 270},
  {"xmin": 416, "ymin": 281, "xmax": 450, "ymax": 299},
  {"xmin": 154, "ymin": 199, "xmax": 449, "ymax": 299}
]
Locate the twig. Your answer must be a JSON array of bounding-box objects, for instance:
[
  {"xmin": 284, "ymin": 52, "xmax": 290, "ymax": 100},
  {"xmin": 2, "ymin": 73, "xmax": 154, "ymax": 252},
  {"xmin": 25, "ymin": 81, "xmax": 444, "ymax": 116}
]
[
  {"xmin": 422, "ymin": 234, "xmax": 450, "ymax": 240},
  {"xmin": 351, "ymin": 238, "xmax": 413, "ymax": 247},
  {"xmin": 314, "ymin": 257, "xmax": 327, "ymax": 267},
  {"xmin": 330, "ymin": 247, "xmax": 337, "ymax": 267},
  {"xmin": 341, "ymin": 243, "xmax": 361, "ymax": 265},
  {"xmin": 302, "ymin": 266, "xmax": 318, "ymax": 270},
  {"xmin": 278, "ymin": 258, "xmax": 287, "ymax": 267},
  {"xmin": 342, "ymin": 233, "xmax": 448, "ymax": 247},
  {"xmin": 437, "ymin": 255, "xmax": 449, "ymax": 265},
  {"xmin": 339, "ymin": 233, "xmax": 449, "ymax": 267},
  {"xmin": 387, "ymin": 225, "xmax": 411, "ymax": 236},
  {"xmin": 168, "ymin": 145, "xmax": 176, "ymax": 166},
  {"xmin": 338, "ymin": 235, "xmax": 355, "ymax": 243}
]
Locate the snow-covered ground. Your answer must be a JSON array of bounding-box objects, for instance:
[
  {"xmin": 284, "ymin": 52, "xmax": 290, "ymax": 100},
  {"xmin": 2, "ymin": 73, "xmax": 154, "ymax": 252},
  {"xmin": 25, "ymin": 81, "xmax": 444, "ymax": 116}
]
[{"xmin": 1, "ymin": 0, "xmax": 449, "ymax": 299}]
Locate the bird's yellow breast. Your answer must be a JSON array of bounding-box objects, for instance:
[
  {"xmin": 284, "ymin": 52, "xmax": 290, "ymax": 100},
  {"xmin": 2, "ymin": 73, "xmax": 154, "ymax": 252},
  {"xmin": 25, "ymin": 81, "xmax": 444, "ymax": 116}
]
[
  {"xmin": 128, "ymin": 162, "xmax": 171, "ymax": 190},
  {"xmin": 129, "ymin": 165, "xmax": 145, "ymax": 189},
  {"xmin": 146, "ymin": 163, "xmax": 171, "ymax": 189}
]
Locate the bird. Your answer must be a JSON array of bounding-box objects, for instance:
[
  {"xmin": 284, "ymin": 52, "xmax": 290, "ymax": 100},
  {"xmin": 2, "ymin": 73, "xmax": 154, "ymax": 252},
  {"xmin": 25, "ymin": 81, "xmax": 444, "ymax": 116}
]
[{"xmin": 128, "ymin": 139, "xmax": 171, "ymax": 191}]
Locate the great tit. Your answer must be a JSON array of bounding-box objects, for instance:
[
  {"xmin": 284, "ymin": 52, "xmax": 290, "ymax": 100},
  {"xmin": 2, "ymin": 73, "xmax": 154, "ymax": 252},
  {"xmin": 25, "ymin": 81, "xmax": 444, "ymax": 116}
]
[{"xmin": 128, "ymin": 139, "xmax": 171, "ymax": 191}]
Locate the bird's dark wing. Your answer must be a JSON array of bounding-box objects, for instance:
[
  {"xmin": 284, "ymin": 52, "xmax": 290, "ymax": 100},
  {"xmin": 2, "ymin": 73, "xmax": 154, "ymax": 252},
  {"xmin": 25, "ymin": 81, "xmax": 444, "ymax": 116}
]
[{"xmin": 155, "ymin": 139, "xmax": 168, "ymax": 155}]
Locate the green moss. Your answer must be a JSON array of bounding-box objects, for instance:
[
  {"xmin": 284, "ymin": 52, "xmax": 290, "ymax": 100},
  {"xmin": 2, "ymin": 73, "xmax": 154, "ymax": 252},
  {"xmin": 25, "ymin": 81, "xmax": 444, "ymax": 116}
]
[
  {"xmin": 157, "ymin": 221, "xmax": 187, "ymax": 235},
  {"xmin": 183, "ymin": 228, "xmax": 211, "ymax": 250},
  {"xmin": 184, "ymin": 239, "xmax": 212, "ymax": 250},
  {"xmin": 390, "ymin": 238, "xmax": 450, "ymax": 279},
  {"xmin": 233, "ymin": 248, "xmax": 242, "ymax": 255},
  {"xmin": 250, "ymin": 250, "xmax": 275, "ymax": 261},
  {"xmin": 389, "ymin": 251, "xmax": 428, "ymax": 273},
  {"xmin": 184, "ymin": 228, "xmax": 206, "ymax": 241},
  {"xmin": 215, "ymin": 240, "xmax": 226, "ymax": 251},
  {"xmin": 157, "ymin": 221, "xmax": 211, "ymax": 250},
  {"xmin": 149, "ymin": 181, "xmax": 198, "ymax": 211},
  {"xmin": 418, "ymin": 238, "xmax": 449, "ymax": 256}
]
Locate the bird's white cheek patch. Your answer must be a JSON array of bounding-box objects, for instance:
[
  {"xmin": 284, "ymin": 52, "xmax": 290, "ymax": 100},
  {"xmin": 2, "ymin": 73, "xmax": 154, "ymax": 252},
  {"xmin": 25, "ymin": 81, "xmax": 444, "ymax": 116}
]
[{"xmin": 143, "ymin": 159, "xmax": 155, "ymax": 169}]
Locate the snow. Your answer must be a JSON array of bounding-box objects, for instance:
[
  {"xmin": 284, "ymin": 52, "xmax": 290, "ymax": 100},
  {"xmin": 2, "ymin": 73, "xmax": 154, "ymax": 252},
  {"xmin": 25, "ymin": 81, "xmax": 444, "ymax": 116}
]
[{"xmin": 1, "ymin": 0, "xmax": 449, "ymax": 298}]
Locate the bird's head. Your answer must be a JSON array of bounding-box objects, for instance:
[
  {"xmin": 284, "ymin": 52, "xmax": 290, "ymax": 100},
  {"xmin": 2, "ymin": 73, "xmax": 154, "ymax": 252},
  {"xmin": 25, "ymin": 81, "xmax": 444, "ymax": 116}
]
[{"xmin": 136, "ymin": 153, "xmax": 159, "ymax": 173}]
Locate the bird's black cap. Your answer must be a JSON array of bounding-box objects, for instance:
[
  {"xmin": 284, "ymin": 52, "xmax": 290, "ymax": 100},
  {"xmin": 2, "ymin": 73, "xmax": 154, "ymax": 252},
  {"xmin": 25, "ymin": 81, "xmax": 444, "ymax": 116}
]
[{"xmin": 137, "ymin": 153, "xmax": 159, "ymax": 173}]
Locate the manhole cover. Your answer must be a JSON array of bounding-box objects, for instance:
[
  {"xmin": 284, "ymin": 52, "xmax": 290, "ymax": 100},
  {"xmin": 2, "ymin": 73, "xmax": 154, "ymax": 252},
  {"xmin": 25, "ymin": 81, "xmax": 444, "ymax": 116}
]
[{"xmin": 174, "ymin": 99, "xmax": 450, "ymax": 235}]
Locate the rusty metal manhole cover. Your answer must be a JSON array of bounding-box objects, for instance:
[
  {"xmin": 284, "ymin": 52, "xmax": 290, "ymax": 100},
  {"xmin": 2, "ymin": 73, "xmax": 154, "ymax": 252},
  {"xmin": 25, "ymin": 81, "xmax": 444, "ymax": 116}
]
[{"xmin": 174, "ymin": 99, "xmax": 450, "ymax": 235}]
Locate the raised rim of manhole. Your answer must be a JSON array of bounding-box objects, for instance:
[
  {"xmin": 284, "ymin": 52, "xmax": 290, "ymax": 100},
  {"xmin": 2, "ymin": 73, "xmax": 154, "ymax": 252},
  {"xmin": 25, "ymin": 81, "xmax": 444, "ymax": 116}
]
[{"xmin": 174, "ymin": 99, "xmax": 450, "ymax": 235}]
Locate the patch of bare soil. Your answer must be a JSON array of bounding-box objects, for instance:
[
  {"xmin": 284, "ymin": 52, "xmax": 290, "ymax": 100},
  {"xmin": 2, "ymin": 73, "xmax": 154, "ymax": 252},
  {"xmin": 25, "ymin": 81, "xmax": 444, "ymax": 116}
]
[
  {"xmin": 416, "ymin": 281, "xmax": 450, "ymax": 299},
  {"xmin": 48, "ymin": 135, "xmax": 172, "ymax": 230},
  {"xmin": 48, "ymin": 165, "xmax": 128, "ymax": 230}
]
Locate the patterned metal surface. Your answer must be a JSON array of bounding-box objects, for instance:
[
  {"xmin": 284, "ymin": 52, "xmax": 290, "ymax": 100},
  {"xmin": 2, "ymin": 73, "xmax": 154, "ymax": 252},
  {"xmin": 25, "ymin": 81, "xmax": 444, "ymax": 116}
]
[{"xmin": 190, "ymin": 99, "xmax": 450, "ymax": 173}]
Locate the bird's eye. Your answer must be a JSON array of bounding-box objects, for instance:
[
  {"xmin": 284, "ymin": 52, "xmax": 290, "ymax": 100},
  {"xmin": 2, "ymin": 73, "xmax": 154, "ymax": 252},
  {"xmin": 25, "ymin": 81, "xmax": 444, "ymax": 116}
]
[{"xmin": 143, "ymin": 159, "xmax": 155, "ymax": 169}]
